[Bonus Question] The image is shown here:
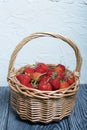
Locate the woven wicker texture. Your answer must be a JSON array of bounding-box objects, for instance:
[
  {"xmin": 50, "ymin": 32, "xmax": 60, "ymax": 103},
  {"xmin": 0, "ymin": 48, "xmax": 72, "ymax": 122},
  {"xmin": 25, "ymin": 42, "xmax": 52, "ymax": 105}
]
[{"xmin": 7, "ymin": 32, "xmax": 82, "ymax": 123}]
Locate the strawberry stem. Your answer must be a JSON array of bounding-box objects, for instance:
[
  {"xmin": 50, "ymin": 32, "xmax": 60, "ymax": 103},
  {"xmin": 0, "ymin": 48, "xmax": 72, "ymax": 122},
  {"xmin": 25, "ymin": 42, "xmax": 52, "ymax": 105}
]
[
  {"xmin": 52, "ymin": 72, "xmax": 57, "ymax": 78},
  {"xmin": 31, "ymin": 80, "xmax": 38, "ymax": 87}
]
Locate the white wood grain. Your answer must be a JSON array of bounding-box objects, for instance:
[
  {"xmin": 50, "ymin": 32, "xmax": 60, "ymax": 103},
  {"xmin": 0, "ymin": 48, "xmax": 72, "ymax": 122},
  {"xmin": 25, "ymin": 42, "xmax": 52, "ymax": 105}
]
[{"xmin": 0, "ymin": 87, "xmax": 10, "ymax": 130}]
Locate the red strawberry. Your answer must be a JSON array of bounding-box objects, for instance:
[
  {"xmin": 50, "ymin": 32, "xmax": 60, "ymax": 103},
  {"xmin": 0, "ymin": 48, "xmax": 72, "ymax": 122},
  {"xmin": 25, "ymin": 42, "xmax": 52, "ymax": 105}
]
[
  {"xmin": 35, "ymin": 62, "xmax": 48, "ymax": 73},
  {"xmin": 26, "ymin": 83, "xmax": 32, "ymax": 88},
  {"xmin": 24, "ymin": 67, "xmax": 34, "ymax": 76},
  {"xmin": 57, "ymin": 71, "xmax": 65, "ymax": 80},
  {"xmin": 46, "ymin": 69, "xmax": 54, "ymax": 76},
  {"xmin": 16, "ymin": 74, "xmax": 23, "ymax": 81},
  {"xmin": 55, "ymin": 64, "xmax": 66, "ymax": 80},
  {"xmin": 16, "ymin": 74, "xmax": 31, "ymax": 86},
  {"xmin": 67, "ymin": 74, "xmax": 75, "ymax": 85},
  {"xmin": 40, "ymin": 76, "xmax": 50, "ymax": 84},
  {"xmin": 38, "ymin": 82, "xmax": 52, "ymax": 91},
  {"xmin": 60, "ymin": 80, "xmax": 69, "ymax": 89},
  {"xmin": 50, "ymin": 78, "xmax": 60, "ymax": 90},
  {"xmin": 55, "ymin": 64, "xmax": 65, "ymax": 74}
]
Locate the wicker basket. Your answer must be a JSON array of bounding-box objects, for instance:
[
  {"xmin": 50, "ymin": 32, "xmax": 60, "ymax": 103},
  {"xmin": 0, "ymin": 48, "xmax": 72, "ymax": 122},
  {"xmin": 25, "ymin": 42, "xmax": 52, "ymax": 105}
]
[{"xmin": 7, "ymin": 32, "xmax": 82, "ymax": 123}]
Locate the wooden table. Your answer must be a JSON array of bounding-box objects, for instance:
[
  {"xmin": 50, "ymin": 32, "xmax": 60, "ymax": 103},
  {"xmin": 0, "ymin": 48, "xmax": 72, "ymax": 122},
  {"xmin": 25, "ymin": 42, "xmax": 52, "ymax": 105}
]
[{"xmin": 0, "ymin": 84, "xmax": 87, "ymax": 130}]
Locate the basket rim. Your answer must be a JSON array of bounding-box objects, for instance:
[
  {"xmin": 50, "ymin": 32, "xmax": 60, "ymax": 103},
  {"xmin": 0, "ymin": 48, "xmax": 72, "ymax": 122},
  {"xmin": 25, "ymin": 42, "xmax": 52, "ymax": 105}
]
[{"xmin": 8, "ymin": 64, "xmax": 80, "ymax": 99}]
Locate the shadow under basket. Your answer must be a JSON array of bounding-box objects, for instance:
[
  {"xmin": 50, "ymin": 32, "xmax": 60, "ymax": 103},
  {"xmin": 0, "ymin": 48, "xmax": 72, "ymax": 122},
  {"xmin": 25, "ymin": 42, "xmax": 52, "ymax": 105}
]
[{"xmin": 7, "ymin": 32, "xmax": 82, "ymax": 123}]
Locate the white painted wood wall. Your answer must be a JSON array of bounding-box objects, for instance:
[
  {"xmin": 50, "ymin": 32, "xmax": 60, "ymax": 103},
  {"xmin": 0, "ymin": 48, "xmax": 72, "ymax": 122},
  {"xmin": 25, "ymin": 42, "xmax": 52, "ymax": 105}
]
[{"xmin": 0, "ymin": 0, "xmax": 87, "ymax": 86}]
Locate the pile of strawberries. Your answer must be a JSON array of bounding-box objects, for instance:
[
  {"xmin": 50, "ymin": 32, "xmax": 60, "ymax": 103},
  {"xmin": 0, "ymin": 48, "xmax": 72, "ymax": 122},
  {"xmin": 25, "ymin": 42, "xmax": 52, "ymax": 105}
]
[{"xmin": 16, "ymin": 62, "xmax": 75, "ymax": 91}]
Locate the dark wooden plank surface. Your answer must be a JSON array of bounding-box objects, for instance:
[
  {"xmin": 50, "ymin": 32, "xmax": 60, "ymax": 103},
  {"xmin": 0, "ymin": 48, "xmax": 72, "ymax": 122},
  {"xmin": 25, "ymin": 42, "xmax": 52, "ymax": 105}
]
[
  {"xmin": 0, "ymin": 84, "xmax": 87, "ymax": 130},
  {"xmin": 0, "ymin": 87, "xmax": 10, "ymax": 130}
]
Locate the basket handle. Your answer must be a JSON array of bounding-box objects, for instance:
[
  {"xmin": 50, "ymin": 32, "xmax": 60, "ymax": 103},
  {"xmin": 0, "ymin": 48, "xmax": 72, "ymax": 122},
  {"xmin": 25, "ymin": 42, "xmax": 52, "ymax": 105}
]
[{"xmin": 8, "ymin": 32, "xmax": 82, "ymax": 78}]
